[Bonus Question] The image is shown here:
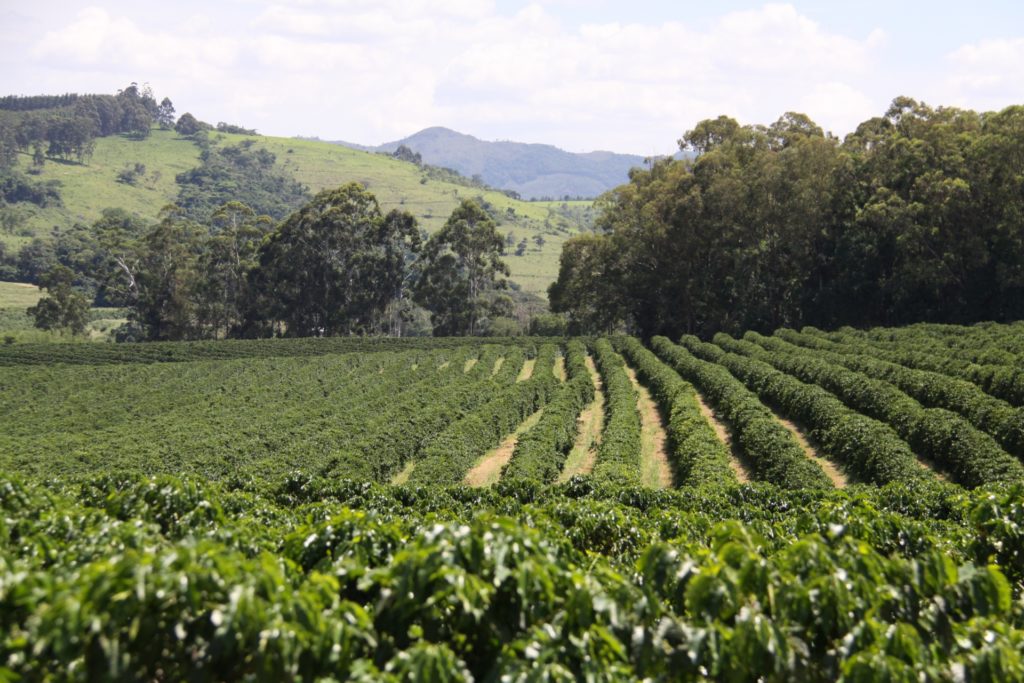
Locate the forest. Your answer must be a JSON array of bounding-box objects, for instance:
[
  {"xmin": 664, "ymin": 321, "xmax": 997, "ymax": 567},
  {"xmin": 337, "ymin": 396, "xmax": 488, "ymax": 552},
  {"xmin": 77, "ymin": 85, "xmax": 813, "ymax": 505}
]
[{"xmin": 550, "ymin": 98, "xmax": 1024, "ymax": 338}]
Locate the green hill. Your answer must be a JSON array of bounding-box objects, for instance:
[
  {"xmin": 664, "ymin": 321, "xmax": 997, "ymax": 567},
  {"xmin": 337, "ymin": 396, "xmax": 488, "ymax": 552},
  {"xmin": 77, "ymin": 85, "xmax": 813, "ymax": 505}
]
[{"xmin": 5, "ymin": 130, "xmax": 595, "ymax": 298}]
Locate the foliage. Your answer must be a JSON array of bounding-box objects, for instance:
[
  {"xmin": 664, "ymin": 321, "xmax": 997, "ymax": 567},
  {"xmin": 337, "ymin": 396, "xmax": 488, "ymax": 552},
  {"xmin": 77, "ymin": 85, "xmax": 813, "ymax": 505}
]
[
  {"xmin": 325, "ymin": 345, "xmax": 525, "ymax": 482},
  {"xmin": 776, "ymin": 328, "xmax": 1024, "ymax": 459},
  {"xmin": 174, "ymin": 112, "xmax": 205, "ymax": 135},
  {"xmin": 175, "ymin": 139, "xmax": 310, "ymax": 222},
  {"xmin": 652, "ymin": 336, "xmax": 833, "ymax": 489},
  {"xmin": 1, "ymin": 127, "xmax": 578, "ymax": 299},
  {"xmin": 2, "ymin": 472, "xmax": 1023, "ymax": 681},
  {"xmin": 414, "ymin": 199, "xmax": 511, "ymax": 336},
  {"xmin": 548, "ymin": 233, "xmax": 626, "ymax": 334},
  {"xmin": 729, "ymin": 332, "xmax": 1024, "ymax": 487},
  {"xmin": 503, "ymin": 340, "xmax": 595, "ymax": 483},
  {"xmin": 551, "ymin": 100, "xmax": 1024, "ymax": 337},
  {"xmin": 26, "ymin": 265, "xmax": 90, "ymax": 334},
  {"xmin": 615, "ymin": 336, "xmax": 736, "ymax": 487},
  {"xmin": 0, "ymin": 169, "xmax": 61, "ymax": 207},
  {"xmin": 245, "ymin": 184, "xmax": 419, "ymax": 337},
  {"xmin": 589, "ymin": 338, "xmax": 643, "ymax": 486},
  {"xmin": 410, "ymin": 344, "xmax": 560, "ymax": 485},
  {"xmin": 814, "ymin": 325, "xmax": 1024, "ymax": 407},
  {"xmin": 4, "ymin": 328, "xmax": 1024, "ymax": 677},
  {"xmin": 680, "ymin": 334, "xmax": 926, "ymax": 486}
]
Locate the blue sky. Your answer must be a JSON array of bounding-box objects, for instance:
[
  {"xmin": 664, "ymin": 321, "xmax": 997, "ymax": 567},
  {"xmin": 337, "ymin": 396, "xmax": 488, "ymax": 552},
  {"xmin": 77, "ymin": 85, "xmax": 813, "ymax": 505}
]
[{"xmin": 2, "ymin": 1, "xmax": 1021, "ymax": 155}]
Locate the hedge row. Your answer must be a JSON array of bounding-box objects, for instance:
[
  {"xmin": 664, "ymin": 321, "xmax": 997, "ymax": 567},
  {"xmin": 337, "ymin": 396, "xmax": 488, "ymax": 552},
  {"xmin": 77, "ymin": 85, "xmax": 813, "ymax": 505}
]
[
  {"xmin": 408, "ymin": 345, "xmax": 561, "ymax": 485},
  {"xmin": 502, "ymin": 340, "xmax": 595, "ymax": 484},
  {"xmin": 332, "ymin": 345, "xmax": 524, "ymax": 482},
  {"xmin": 651, "ymin": 337, "xmax": 832, "ymax": 490},
  {"xmin": 847, "ymin": 322, "xmax": 1024, "ymax": 367},
  {"xmin": 811, "ymin": 328, "xmax": 1024, "ymax": 407},
  {"xmin": 741, "ymin": 332, "xmax": 1024, "ymax": 487},
  {"xmin": 777, "ymin": 329, "xmax": 1024, "ymax": 459},
  {"xmin": 613, "ymin": 336, "xmax": 736, "ymax": 487},
  {"xmin": 0, "ymin": 335, "xmax": 554, "ymax": 367},
  {"xmin": 686, "ymin": 335, "xmax": 928, "ymax": 486},
  {"xmin": 589, "ymin": 338, "xmax": 644, "ymax": 487}
]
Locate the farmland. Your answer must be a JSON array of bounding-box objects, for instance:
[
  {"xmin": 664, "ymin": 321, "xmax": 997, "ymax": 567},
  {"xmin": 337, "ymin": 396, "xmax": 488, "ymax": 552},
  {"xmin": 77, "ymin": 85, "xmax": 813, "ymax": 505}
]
[{"xmin": 3, "ymin": 324, "xmax": 1024, "ymax": 679}]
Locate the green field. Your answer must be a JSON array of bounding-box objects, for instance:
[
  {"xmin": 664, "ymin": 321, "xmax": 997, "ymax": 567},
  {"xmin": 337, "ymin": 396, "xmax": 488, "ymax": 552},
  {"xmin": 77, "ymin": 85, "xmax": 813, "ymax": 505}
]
[
  {"xmin": 3, "ymin": 324, "xmax": 1024, "ymax": 678},
  {"xmin": 7, "ymin": 130, "xmax": 592, "ymax": 297},
  {"xmin": 0, "ymin": 280, "xmax": 42, "ymax": 308}
]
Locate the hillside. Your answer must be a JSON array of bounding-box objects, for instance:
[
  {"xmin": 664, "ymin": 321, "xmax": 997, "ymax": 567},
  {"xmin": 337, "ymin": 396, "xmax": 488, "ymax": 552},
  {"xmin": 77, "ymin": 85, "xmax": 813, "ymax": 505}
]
[
  {"xmin": 4, "ymin": 130, "xmax": 596, "ymax": 297},
  {"xmin": 352, "ymin": 126, "xmax": 646, "ymax": 199}
]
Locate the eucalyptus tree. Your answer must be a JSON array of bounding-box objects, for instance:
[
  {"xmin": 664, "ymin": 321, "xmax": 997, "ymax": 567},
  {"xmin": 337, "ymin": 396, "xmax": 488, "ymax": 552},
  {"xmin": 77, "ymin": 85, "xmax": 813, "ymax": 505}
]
[
  {"xmin": 414, "ymin": 199, "xmax": 510, "ymax": 336},
  {"xmin": 246, "ymin": 183, "xmax": 420, "ymax": 337}
]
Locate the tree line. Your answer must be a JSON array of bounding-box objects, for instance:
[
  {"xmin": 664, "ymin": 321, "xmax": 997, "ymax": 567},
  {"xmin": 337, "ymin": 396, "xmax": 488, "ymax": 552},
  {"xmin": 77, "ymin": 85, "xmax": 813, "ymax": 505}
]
[
  {"xmin": 550, "ymin": 98, "xmax": 1024, "ymax": 338},
  {"xmin": 0, "ymin": 83, "xmax": 237, "ymax": 211},
  {"xmin": 22, "ymin": 185, "xmax": 522, "ymax": 340},
  {"xmin": 0, "ymin": 84, "xmax": 171, "ymax": 168}
]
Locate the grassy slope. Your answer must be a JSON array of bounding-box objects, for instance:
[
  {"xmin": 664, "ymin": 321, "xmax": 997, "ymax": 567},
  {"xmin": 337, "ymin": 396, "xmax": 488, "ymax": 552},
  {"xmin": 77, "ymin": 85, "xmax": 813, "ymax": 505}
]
[
  {"xmin": 13, "ymin": 131, "xmax": 202, "ymax": 250},
  {"xmin": 10, "ymin": 130, "xmax": 594, "ymax": 297},
  {"xmin": 0, "ymin": 281, "xmax": 42, "ymax": 308}
]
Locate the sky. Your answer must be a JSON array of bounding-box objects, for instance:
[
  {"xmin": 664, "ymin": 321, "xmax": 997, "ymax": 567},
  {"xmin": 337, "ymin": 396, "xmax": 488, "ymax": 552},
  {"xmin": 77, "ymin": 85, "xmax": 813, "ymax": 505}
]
[{"xmin": 1, "ymin": 1, "xmax": 1022, "ymax": 155}]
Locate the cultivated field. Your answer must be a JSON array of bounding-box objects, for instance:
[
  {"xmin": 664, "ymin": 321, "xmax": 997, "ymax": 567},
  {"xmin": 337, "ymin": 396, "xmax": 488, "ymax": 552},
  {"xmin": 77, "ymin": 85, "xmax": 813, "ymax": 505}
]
[{"xmin": 3, "ymin": 325, "xmax": 1024, "ymax": 679}]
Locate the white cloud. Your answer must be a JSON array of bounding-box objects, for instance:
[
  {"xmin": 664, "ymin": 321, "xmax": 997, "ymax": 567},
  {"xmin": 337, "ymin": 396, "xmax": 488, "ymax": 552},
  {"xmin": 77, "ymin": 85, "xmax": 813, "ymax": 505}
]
[
  {"xmin": 22, "ymin": 2, "xmax": 889, "ymax": 153},
  {"xmin": 798, "ymin": 82, "xmax": 876, "ymax": 136},
  {"xmin": 945, "ymin": 38, "xmax": 1024, "ymax": 111}
]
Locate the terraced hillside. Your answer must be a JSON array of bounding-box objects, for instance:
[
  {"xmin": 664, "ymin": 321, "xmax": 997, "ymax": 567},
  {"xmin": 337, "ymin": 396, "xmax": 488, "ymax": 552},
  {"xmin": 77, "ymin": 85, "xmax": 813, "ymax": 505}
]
[
  {"xmin": 3, "ymin": 324, "xmax": 1024, "ymax": 679},
  {"xmin": 5, "ymin": 130, "xmax": 594, "ymax": 296}
]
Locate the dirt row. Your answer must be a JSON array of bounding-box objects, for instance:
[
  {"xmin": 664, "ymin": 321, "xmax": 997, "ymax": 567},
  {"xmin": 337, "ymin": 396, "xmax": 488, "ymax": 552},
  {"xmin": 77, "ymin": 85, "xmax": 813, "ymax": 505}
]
[{"xmin": 404, "ymin": 350, "xmax": 860, "ymax": 490}]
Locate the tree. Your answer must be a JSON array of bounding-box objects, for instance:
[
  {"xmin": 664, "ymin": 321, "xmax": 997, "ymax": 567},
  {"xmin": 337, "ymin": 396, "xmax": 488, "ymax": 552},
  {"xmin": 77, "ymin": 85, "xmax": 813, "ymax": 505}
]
[
  {"xmin": 0, "ymin": 118, "xmax": 17, "ymax": 169},
  {"xmin": 116, "ymin": 83, "xmax": 152, "ymax": 139},
  {"xmin": 27, "ymin": 265, "xmax": 90, "ymax": 335},
  {"xmin": 174, "ymin": 112, "xmax": 202, "ymax": 136},
  {"xmin": 392, "ymin": 144, "xmax": 422, "ymax": 165},
  {"xmin": 130, "ymin": 206, "xmax": 203, "ymax": 340},
  {"xmin": 414, "ymin": 199, "xmax": 510, "ymax": 336},
  {"xmin": 156, "ymin": 98, "xmax": 176, "ymax": 130},
  {"xmin": 194, "ymin": 201, "xmax": 273, "ymax": 336},
  {"xmin": 31, "ymin": 144, "xmax": 45, "ymax": 173},
  {"xmin": 548, "ymin": 233, "xmax": 625, "ymax": 334},
  {"xmin": 245, "ymin": 183, "xmax": 420, "ymax": 337},
  {"xmin": 528, "ymin": 312, "xmax": 567, "ymax": 336},
  {"xmin": 175, "ymin": 142, "xmax": 309, "ymax": 221},
  {"xmin": 82, "ymin": 208, "xmax": 149, "ymax": 307}
]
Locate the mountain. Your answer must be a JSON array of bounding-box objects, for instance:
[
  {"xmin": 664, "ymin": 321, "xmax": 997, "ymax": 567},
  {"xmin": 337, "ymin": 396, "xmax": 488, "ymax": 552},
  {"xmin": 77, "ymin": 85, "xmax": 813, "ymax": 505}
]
[{"xmin": 345, "ymin": 127, "xmax": 647, "ymax": 200}]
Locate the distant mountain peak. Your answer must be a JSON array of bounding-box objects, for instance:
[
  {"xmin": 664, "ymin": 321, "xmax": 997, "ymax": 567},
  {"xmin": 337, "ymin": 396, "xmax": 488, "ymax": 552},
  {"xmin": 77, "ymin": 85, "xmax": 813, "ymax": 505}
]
[{"xmin": 333, "ymin": 128, "xmax": 650, "ymax": 199}]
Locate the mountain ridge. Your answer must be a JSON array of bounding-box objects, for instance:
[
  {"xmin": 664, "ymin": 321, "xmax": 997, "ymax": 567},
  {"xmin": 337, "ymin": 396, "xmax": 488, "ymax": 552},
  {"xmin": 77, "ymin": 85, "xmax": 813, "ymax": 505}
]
[{"xmin": 331, "ymin": 126, "xmax": 648, "ymax": 199}]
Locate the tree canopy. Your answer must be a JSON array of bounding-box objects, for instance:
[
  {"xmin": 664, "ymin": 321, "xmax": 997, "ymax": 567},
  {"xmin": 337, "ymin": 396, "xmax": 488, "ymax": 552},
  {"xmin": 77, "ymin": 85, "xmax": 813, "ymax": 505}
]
[
  {"xmin": 27, "ymin": 265, "xmax": 90, "ymax": 335},
  {"xmin": 551, "ymin": 99, "xmax": 1024, "ymax": 338},
  {"xmin": 414, "ymin": 199, "xmax": 510, "ymax": 336},
  {"xmin": 245, "ymin": 183, "xmax": 420, "ymax": 337}
]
